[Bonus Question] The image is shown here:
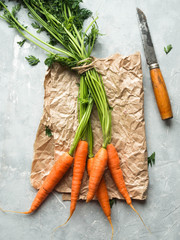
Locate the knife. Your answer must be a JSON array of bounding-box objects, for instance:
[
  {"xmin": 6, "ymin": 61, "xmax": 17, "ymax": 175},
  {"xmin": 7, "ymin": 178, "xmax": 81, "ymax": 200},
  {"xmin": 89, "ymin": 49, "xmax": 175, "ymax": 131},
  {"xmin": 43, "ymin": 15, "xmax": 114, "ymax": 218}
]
[{"xmin": 137, "ymin": 8, "xmax": 173, "ymax": 120}]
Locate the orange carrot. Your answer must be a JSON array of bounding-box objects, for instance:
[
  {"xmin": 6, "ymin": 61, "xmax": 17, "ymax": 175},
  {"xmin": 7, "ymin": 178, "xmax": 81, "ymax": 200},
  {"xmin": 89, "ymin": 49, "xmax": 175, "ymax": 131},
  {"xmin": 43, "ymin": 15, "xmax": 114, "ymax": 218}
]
[
  {"xmin": 0, "ymin": 152, "xmax": 73, "ymax": 214},
  {"xmin": 86, "ymin": 147, "xmax": 108, "ymax": 202},
  {"xmin": 107, "ymin": 144, "xmax": 131, "ymax": 205},
  {"xmin": 69, "ymin": 140, "xmax": 88, "ymax": 219},
  {"xmin": 87, "ymin": 157, "xmax": 114, "ymax": 240},
  {"xmin": 55, "ymin": 140, "xmax": 88, "ymax": 229},
  {"xmin": 107, "ymin": 143, "xmax": 150, "ymax": 232}
]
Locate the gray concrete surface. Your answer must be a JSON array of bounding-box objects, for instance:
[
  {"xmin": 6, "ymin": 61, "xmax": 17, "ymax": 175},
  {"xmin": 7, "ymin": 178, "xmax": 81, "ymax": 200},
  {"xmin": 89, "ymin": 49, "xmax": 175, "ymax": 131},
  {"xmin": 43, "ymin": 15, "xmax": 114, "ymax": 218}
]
[{"xmin": 0, "ymin": 0, "xmax": 180, "ymax": 239}]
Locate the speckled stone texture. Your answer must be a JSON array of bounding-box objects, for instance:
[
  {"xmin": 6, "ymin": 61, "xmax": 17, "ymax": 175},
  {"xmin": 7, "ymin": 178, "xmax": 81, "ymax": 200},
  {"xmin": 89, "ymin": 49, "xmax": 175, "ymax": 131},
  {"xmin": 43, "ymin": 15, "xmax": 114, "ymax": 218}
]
[{"xmin": 0, "ymin": 1, "xmax": 180, "ymax": 239}]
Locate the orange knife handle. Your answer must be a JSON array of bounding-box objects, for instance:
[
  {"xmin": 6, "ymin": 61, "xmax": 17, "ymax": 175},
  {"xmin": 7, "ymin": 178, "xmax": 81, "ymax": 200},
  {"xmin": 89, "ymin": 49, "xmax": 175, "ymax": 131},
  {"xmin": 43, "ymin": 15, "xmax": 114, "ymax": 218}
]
[{"xmin": 150, "ymin": 65, "xmax": 173, "ymax": 120}]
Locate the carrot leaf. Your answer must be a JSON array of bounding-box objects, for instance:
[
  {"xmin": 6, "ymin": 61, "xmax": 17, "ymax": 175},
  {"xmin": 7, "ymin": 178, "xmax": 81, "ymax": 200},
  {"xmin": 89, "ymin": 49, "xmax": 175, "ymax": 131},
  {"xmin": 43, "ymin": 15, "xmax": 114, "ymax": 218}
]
[
  {"xmin": 164, "ymin": 44, "xmax": 173, "ymax": 54},
  {"xmin": 45, "ymin": 126, "xmax": 52, "ymax": 137},
  {"xmin": 31, "ymin": 22, "xmax": 45, "ymax": 33},
  {"xmin": 17, "ymin": 39, "xmax": 26, "ymax": 47},
  {"xmin": 0, "ymin": 0, "xmax": 5, "ymax": 11},
  {"xmin": 109, "ymin": 198, "xmax": 116, "ymax": 208},
  {"xmin": 11, "ymin": 3, "xmax": 21, "ymax": 18},
  {"xmin": 25, "ymin": 55, "xmax": 40, "ymax": 66},
  {"xmin": 148, "ymin": 152, "xmax": 155, "ymax": 167}
]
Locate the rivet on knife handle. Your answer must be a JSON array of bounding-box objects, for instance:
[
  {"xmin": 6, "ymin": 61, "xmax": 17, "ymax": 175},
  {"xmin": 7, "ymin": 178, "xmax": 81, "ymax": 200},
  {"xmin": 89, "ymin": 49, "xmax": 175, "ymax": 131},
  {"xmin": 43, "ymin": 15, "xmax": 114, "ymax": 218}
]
[{"xmin": 149, "ymin": 64, "xmax": 173, "ymax": 120}]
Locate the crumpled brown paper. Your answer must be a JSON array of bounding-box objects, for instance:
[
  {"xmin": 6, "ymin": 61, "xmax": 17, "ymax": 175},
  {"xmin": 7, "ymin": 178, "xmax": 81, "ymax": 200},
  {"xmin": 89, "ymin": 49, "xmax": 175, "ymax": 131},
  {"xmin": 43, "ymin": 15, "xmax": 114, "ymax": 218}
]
[{"xmin": 31, "ymin": 52, "xmax": 149, "ymax": 201}]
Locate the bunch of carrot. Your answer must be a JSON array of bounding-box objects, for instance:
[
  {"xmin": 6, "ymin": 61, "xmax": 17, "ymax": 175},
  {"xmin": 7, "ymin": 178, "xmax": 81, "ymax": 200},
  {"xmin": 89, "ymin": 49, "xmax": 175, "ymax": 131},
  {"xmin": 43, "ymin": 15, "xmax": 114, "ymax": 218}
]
[{"xmin": 0, "ymin": 0, "xmax": 150, "ymax": 238}]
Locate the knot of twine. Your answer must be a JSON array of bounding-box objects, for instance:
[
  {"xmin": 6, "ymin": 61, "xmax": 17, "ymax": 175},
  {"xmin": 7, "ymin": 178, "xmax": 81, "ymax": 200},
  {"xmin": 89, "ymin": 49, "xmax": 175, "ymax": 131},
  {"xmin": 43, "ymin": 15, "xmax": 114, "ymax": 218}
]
[{"xmin": 72, "ymin": 56, "xmax": 98, "ymax": 75}]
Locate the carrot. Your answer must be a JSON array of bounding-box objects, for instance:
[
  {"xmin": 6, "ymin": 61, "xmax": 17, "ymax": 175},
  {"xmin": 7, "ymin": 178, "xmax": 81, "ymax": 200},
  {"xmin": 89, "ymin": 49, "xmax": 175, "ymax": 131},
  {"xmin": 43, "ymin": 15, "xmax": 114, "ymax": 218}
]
[
  {"xmin": 61, "ymin": 140, "xmax": 88, "ymax": 227},
  {"xmin": 54, "ymin": 140, "xmax": 88, "ymax": 230},
  {"xmin": 107, "ymin": 144, "xmax": 131, "ymax": 205},
  {"xmin": 86, "ymin": 147, "xmax": 108, "ymax": 202},
  {"xmin": 87, "ymin": 157, "xmax": 114, "ymax": 240},
  {"xmin": 0, "ymin": 152, "xmax": 73, "ymax": 214},
  {"xmin": 70, "ymin": 140, "xmax": 88, "ymax": 213},
  {"xmin": 107, "ymin": 143, "xmax": 150, "ymax": 232}
]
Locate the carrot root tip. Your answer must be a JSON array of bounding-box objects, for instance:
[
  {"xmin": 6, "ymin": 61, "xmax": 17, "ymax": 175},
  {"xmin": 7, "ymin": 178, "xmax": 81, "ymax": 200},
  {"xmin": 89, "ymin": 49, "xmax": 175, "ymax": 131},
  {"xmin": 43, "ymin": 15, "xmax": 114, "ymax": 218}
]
[
  {"xmin": 0, "ymin": 207, "xmax": 31, "ymax": 215},
  {"xmin": 130, "ymin": 204, "xmax": 151, "ymax": 233},
  {"xmin": 107, "ymin": 216, "xmax": 114, "ymax": 240},
  {"xmin": 0, "ymin": 207, "xmax": 6, "ymax": 213},
  {"xmin": 86, "ymin": 195, "xmax": 92, "ymax": 203},
  {"xmin": 53, "ymin": 213, "xmax": 72, "ymax": 231}
]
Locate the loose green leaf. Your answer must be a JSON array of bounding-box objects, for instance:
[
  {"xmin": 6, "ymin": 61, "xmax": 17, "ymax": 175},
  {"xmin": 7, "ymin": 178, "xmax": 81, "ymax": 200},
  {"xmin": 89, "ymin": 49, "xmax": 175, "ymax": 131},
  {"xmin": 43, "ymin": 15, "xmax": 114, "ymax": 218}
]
[
  {"xmin": 109, "ymin": 198, "xmax": 117, "ymax": 208},
  {"xmin": 17, "ymin": 39, "xmax": 26, "ymax": 47},
  {"xmin": 12, "ymin": 3, "xmax": 21, "ymax": 18},
  {"xmin": 31, "ymin": 22, "xmax": 45, "ymax": 33},
  {"xmin": 45, "ymin": 126, "xmax": 52, "ymax": 137},
  {"xmin": 0, "ymin": 0, "xmax": 5, "ymax": 11},
  {"xmin": 25, "ymin": 55, "xmax": 40, "ymax": 66},
  {"xmin": 31, "ymin": 22, "xmax": 40, "ymax": 29},
  {"xmin": 164, "ymin": 44, "xmax": 173, "ymax": 54},
  {"xmin": 148, "ymin": 152, "xmax": 155, "ymax": 167}
]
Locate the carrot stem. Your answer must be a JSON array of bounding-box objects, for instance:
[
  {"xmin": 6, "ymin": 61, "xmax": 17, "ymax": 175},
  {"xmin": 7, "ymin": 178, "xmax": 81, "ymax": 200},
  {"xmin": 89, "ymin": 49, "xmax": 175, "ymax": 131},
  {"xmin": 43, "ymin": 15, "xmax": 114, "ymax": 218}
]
[
  {"xmin": 87, "ymin": 120, "xmax": 94, "ymax": 159},
  {"xmin": 0, "ymin": 2, "xmax": 75, "ymax": 59},
  {"xmin": 85, "ymin": 69, "xmax": 111, "ymax": 148},
  {"xmin": 79, "ymin": 75, "xmax": 89, "ymax": 140},
  {"xmin": 69, "ymin": 97, "xmax": 93, "ymax": 156}
]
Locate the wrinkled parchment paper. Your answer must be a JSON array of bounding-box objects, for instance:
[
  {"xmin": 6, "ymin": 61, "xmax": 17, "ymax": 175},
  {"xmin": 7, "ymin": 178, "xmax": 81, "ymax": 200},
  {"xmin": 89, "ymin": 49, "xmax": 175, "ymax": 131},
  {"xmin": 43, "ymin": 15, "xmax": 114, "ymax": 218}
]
[{"xmin": 31, "ymin": 52, "xmax": 149, "ymax": 201}]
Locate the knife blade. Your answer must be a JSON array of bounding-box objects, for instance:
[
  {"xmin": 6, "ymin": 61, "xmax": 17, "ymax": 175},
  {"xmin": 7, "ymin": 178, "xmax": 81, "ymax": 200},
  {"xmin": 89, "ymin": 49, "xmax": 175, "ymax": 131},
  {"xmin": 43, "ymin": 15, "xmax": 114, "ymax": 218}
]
[{"xmin": 137, "ymin": 8, "xmax": 173, "ymax": 120}]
